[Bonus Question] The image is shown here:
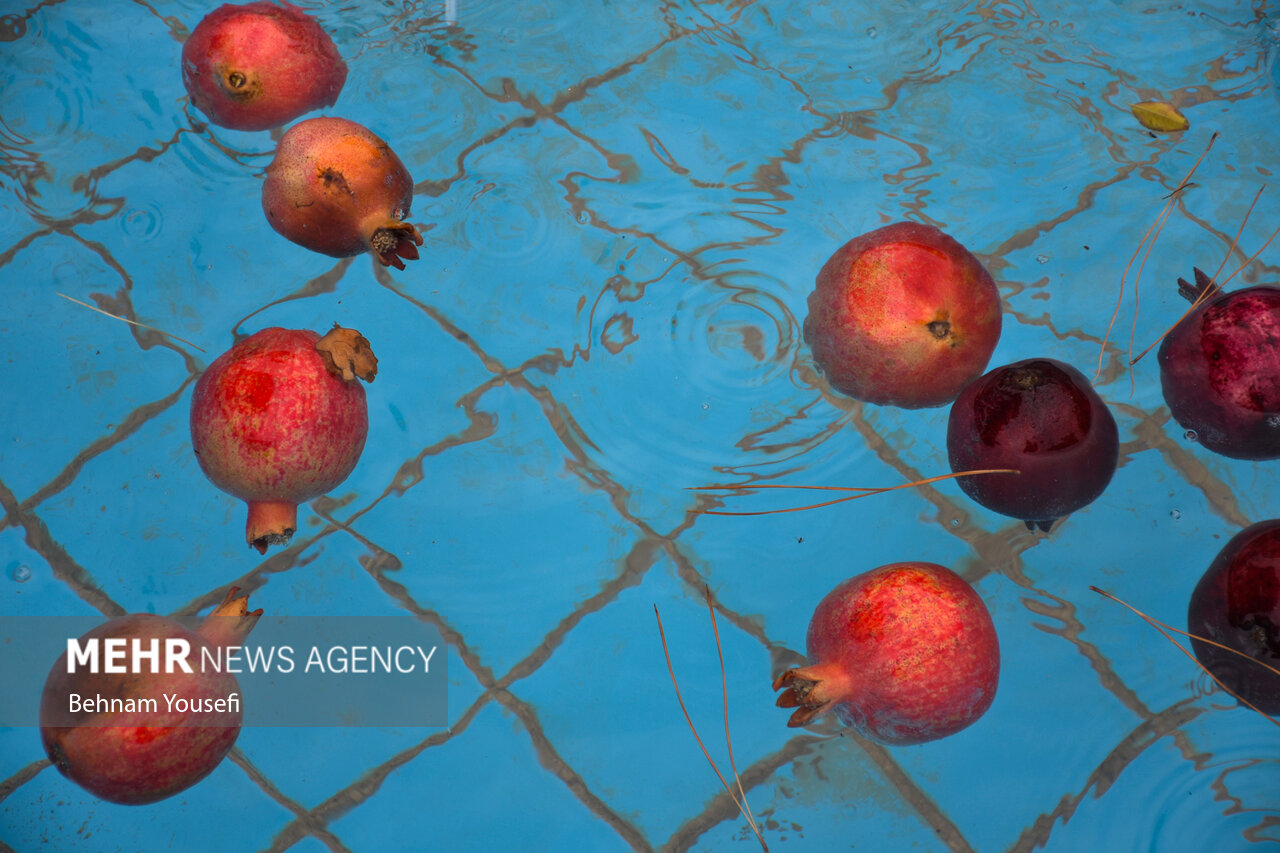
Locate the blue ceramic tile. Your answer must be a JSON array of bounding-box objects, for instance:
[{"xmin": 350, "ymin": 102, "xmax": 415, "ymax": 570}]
[{"xmin": 6, "ymin": 1, "xmax": 1280, "ymax": 850}]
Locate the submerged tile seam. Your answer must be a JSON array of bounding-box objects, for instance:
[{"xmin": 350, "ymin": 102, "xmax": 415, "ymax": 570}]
[
  {"xmin": 5, "ymin": 4, "xmax": 1269, "ymax": 845},
  {"xmin": 304, "ymin": 512, "xmax": 494, "ymax": 686},
  {"xmin": 72, "ymin": 126, "xmax": 192, "ymax": 190},
  {"xmin": 401, "ymin": 11, "xmax": 729, "ymax": 200},
  {"xmin": 311, "ymin": 506, "xmax": 660, "ymax": 844},
  {"xmin": 305, "ymin": 500, "xmax": 678, "ymax": 847},
  {"xmin": 230, "ymin": 257, "xmax": 359, "ymax": 339},
  {"xmin": 399, "ymin": 3, "xmax": 806, "ymax": 208},
  {"xmin": 307, "ymin": 520, "xmax": 657, "ymax": 849},
  {"xmin": 491, "ymin": 685, "xmax": 655, "ymax": 852},
  {"xmin": 262, "ymin": 691, "xmax": 493, "ymax": 852},
  {"xmin": 659, "ymin": 733, "xmax": 827, "ymax": 852},
  {"xmin": 10, "ymin": 377, "xmax": 194, "ymax": 523},
  {"xmin": 0, "ymin": 475, "xmax": 124, "ymax": 619},
  {"xmin": 857, "ymin": 734, "xmax": 978, "ymax": 853},
  {"xmin": 1007, "ymin": 697, "xmax": 1206, "ymax": 851},
  {"xmin": 493, "ymin": 536, "xmax": 664, "ymax": 686},
  {"xmin": 0, "ymin": 227, "xmax": 54, "ymax": 270},
  {"xmin": 1119, "ymin": 402, "xmax": 1251, "ymax": 529},
  {"xmin": 0, "ymin": 759, "xmax": 51, "ymax": 805},
  {"xmin": 224, "ymin": 748, "xmax": 354, "ymax": 853},
  {"xmin": 64, "ymin": 229, "xmax": 204, "ymax": 372}
]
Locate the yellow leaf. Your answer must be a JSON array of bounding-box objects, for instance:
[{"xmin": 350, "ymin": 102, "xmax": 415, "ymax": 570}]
[{"xmin": 1131, "ymin": 101, "xmax": 1189, "ymax": 133}]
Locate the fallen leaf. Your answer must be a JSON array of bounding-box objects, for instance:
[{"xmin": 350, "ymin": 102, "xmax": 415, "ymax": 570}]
[
  {"xmin": 1131, "ymin": 101, "xmax": 1189, "ymax": 133},
  {"xmin": 317, "ymin": 324, "xmax": 378, "ymax": 383}
]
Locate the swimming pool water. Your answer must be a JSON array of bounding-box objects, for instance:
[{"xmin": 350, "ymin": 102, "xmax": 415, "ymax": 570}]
[{"xmin": 3, "ymin": 0, "xmax": 1280, "ymax": 850}]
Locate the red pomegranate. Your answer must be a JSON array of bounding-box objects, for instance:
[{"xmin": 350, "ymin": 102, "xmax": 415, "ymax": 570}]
[
  {"xmin": 804, "ymin": 221, "xmax": 1003, "ymax": 409},
  {"xmin": 190, "ymin": 325, "xmax": 375, "ymax": 553},
  {"xmin": 1187, "ymin": 520, "xmax": 1280, "ymax": 713},
  {"xmin": 261, "ymin": 117, "xmax": 423, "ymax": 269},
  {"xmin": 774, "ymin": 562, "xmax": 1000, "ymax": 745},
  {"xmin": 181, "ymin": 2, "xmax": 347, "ymax": 132},
  {"xmin": 40, "ymin": 589, "xmax": 262, "ymax": 805},
  {"xmin": 1159, "ymin": 270, "xmax": 1280, "ymax": 460},
  {"xmin": 947, "ymin": 357, "xmax": 1119, "ymax": 530}
]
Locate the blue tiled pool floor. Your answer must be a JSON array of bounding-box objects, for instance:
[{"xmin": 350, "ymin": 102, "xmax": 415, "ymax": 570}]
[{"xmin": 4, "ymin": 1, "xmax": 1280, "ymax": 850}]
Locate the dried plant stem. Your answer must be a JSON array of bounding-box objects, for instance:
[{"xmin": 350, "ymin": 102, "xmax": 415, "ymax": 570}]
[
  {"xmin": 57, "ymin": 292, "xmax": 207, "ymax": 352},
  {"xmin": 655, "ymin": 595, "xmax": 768, "ymax": 852},
  {"xmin": 1089, "ymin": 586, "xmax": 1280, "ymax": 729},
  {"xmin": 689, "ymin": 469, "xmax": 1018, "ymax": 516},
  {"xmin": 1129, "ymin": 203, "xmax": 1280, "ymax": 365},
  {"xmin": 1096, "ymin": 132, "xmax": 1217, "ymax": 384}
]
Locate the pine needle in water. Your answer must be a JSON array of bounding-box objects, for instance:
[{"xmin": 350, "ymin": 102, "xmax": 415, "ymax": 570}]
[
  {"xmin": 1128, "ymin": 194, "xmax": 1280, "ymax": 366},
  {"xmin": 57, "ymin": 292, "xmax": 207, "ymax": 353},
  {"xmin": 1090, "ymin": 586, "xmax": 1280, "ymax": 729},
  {"xmin": 655, "ymin": 589, "xmax": 768, "ymax": 852},
  {"xmin": 689, "ymin": 469, "xmax": 1018, "ymax": 516},
  {"xmin": 1096, "ymin": 132, "xmax": 1217, "ymax": 386}
]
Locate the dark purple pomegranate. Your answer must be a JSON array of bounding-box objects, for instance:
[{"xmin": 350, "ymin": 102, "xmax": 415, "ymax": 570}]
[
  {"xmin": 1158, "ymin": 269, "xmax": 1280, "ymax": 460},
  {"xmin": 1187, "ymin": 520, "xmax": 1280, "ymax": 713},
  {"xmin": 946, "ymin": 358, "xmax": 1119, "ymax": 531}
]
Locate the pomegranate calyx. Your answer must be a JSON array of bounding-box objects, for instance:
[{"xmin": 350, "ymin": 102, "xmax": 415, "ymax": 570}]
[
  {"xmin": 925, "ymin": 319, "xmax": 952, "ymax": 341},
  {"xmin": 772, "ymin": 668, "xmax": 837, "ymax": 728},
  {"xmin": 200, "ymin": 587, "xmax": 263, "ymax": 647},
  {"xmin": 316, "ymin": 324, "xmax": 378, "ymax": 383},
  {"xmin": 369, "ymin": 220, "xmax": 423, "ymax": 270},
  {"xmin": 1176, "ymin": 267, "xmax": 1215, "ymax": 304},
  {"xmin": 245, "ymin": 500, "xmax": 299, "ymax": 554},
  {"xmin": 219, "ymin": 67, "xmax": 260, "ymax": 102}
]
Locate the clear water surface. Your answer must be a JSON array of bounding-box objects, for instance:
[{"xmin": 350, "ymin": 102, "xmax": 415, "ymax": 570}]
[{"xmin": 3, "ymin": 0, "xmax": 1280, "ymax": 850}]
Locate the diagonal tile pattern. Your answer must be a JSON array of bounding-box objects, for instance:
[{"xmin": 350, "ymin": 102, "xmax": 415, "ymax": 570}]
[{"xmin": 4, "ymin": 0, "xmax": 1280, "ymax": 850}]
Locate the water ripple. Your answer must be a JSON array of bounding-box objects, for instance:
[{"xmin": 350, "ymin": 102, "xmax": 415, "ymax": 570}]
[
  {"xmin": 1048, "ymin": 700, "xmax": 1280, "ymax": 851},
  {"xmin": 2, "ymin": 75, "xmax": 84, "ymax": 164},
  {"xmin": 459, "ymin": 182, "xmax": 552, "ymax": 261},
  {"xmin": 670, "ymin": 271, "xmax": 796, "ymax": 402},
  {"xmin": 120, "ymin": 201, "xmax": 164, "ymax": 243}
]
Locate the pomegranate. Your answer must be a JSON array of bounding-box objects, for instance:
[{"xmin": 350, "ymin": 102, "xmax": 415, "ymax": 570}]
[
  {"xmin": 1187, "ymin": 520, "xmax": 1280, "ymax": 713},
  {"xmin": 946, "ymin": 357, "xmax": 1119, "ymax": 531},
  {"xmin": 1158, "ymin": 269, "xmax": 1280, "ymax": 460},
  {"xmin": 261, "ymin": 117, "xmax": 423, "ymax": 270},
  {"xmin": 774, "ymin": 562, "xmax": 999, "ymax": 745},
  {"xmin": 803, "ymin": 221, "xmax": 1003, "ymax": 409},
  {"xmin": 39, "ymin": 589, "xmax": 262, "ymax": 805},
  {"xmin": 181, "ymin": 2, "xmax": 347, "ymax": 132},
  {"xmin": 190, "ymin": 325, "xmax": 375, "ymax": 553}
]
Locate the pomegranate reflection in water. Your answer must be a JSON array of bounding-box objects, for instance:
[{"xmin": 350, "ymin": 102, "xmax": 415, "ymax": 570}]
[
  {"xmin": 947, "ymin": 358, "xmax": 1119, "ymax": 531},
  {"xmin": 804, "ymin": 221, "xmax": 1003, "ymax": 409},
  {"xmin": 261, "ymin": 117, "xmax": 424, "ymax": 269},
  {"xmin": 182, "ymin": 2, "xmax": 347, "ymax": 132},
  {"xmin": 774, "ymin": 562, "xmax": 999, "ymax": 745},
  {"xmin": 1159, "ymin": 269, "xmax": 1280, "ymax": 460},
  {"xmin": 191, "ymin": 326, "xmax": 375, "ymax": 553},
  {"xmin": 1187, "ymin": 520, "xmax": 1280, "ymax": 713},
  {"xmin": 39, "ymin": 589, "xmax": 262, "ymax": 805}
]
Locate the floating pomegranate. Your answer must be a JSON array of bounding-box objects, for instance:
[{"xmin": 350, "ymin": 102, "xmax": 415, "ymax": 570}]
[
  {"xmin": 1158, "ymin": 269, "xmax": 1280, "ymax": 460},
  {"xmin": 39, "ymin": 589, "xmax": 261, "ymax": 805},
  {"xmin": 1187, "ymin": 520, "xmax": 1280, "ymax": 713},
  {"xmin": 774, "ymin": 562, "xmax": 999, "ymax": 745},
  {"xmin": 191, "ymin": 325, "xmax": 375, "ymax": 553},
  {"xmin": 804, "ymin": 221, "xmax": 1003, "ymax": 409},
  {"xmin": 261, "ymin": 117, "xmax": 423, "ymax": 269},
  {"xmin": 947, "ymin": 357, "xmax": 1119, "ymax": 531},
  {"xmin": 182, "ymin": 2, "xmax": 347, "ymax": 132}
]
